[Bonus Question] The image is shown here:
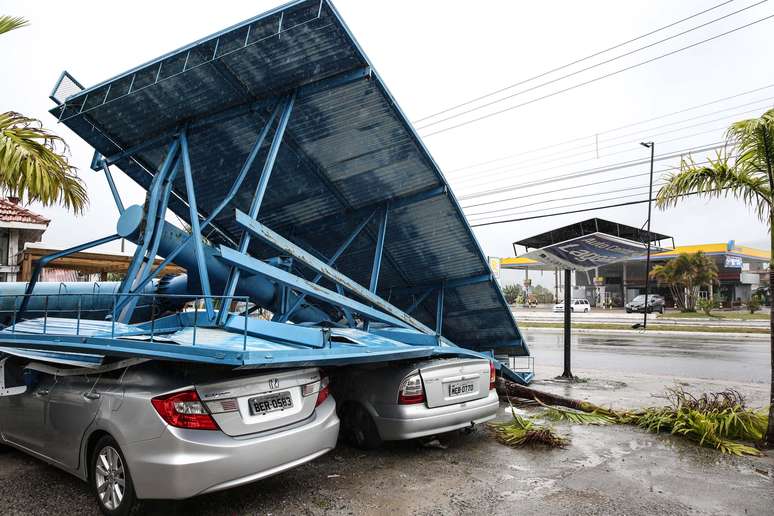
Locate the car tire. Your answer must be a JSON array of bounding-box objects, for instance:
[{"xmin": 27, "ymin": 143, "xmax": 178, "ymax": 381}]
[
  {"xmin": 343, "ymin": 404, "xmax": 382, "ymax": 450},
  {"xmin": 91, "ymin": 435, "xmax": 137, "ymax": 516},
  {"xmin": 659, "ymin": 306, "xmax": 665, "ymax": 314}
]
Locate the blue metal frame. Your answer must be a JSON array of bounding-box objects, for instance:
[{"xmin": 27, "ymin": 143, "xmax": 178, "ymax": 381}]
[
  {"xmin": 369, "ymin": 205, "xmax": 389, "ymax": 293},
  {"xmin": 218, "ymin": 245, "xmax": 413, "ymax": 329},
  {"xmin": 435, "ymin": 280, "xmax": 445, "ymax": 336},
  {"xmin": 99, "ymin": 159, "xmax": 125, "ymax": 214},
  {"xmin": 218, "ymin": 93, "xmax": 295, "ymax": 325},
  {"xmin": 180, "ymin": 128, "xmax": 215, "ymax": 320},
  {"xmin": 17, "ymin": 234, "xmax": 122, "ymax": 319},
  {"xmin": 233, "ymin": 210, "xmax": 435, "ymax": 334},
  {"xmin": 278, "ymin": 209, "xmax": 376, "ymax": 323}
]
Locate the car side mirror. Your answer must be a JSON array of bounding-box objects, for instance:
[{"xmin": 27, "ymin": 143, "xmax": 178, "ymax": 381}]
[{"xmin": 0, "ymin": 357, "xmax": 27, "ymax": 396}]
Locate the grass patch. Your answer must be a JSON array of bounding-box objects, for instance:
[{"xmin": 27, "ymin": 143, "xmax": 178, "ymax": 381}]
[
  {"xmin": 519, "ymin": 322, "xmax": 769, "ymax": 334},
  {"xmin": 658, "ymin": 311, "xmax": 769, "ymax": 320}
]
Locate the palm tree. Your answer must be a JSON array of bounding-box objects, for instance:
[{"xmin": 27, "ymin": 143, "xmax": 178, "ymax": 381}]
[
  {"xmin": 0, "ymin": 16, "xmax": 88, "ymax": 214},
  {"xmin": 650, "ymin": 252, "xmax": 718, "ymax": 312},
  {"xmin": 655, "ymin": 108, "xmax": 774, "ymax": 448}
]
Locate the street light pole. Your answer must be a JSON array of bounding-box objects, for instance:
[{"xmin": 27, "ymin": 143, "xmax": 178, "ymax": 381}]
[{"xmin": 640, "ymin": 141, "xmax": 655, "ymax": 330}]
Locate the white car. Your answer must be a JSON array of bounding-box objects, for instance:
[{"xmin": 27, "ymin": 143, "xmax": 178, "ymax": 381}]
[{"xmin": 553, "ymin": 299, "xmax": 591, "ymax": 313}]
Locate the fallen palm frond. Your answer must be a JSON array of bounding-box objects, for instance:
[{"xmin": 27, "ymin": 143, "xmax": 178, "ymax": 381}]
[
  {"xmin": 628, "ymin": 388, "xmax": 767, "ymax": 456},
  {"xmin": 489, "ymin": 414, "xmax": 569, "ymax": 448},
  {"xmin": 496, "ymin": 380, "xmax": 768, "ymax": 455},
  {"xmin": 540, "ymin": 403, "xmax": 617, "ymax": 425}
]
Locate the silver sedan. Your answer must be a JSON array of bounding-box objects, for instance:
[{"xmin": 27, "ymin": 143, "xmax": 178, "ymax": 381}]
[
  {"xmin": 0, "ymin": 357, "xmax": 338, "ymax": 515},
  {"xmin": 332, "ymin": 357, "xmax": 499, "ymax": 448}
]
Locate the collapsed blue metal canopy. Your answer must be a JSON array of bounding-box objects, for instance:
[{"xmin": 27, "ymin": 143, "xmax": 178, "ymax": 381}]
[{"xmin": 47, "ymin": 0, "xmax": 526, "ymax": 355}]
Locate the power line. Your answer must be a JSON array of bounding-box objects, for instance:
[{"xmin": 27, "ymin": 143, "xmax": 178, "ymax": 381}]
[
  {"xmin": 414, "ymin": 0, "xmax": 738, "ymax": 123},
  {"xmin": 460, "ymin": 157, "xmax": 716, "ymax": 210},
  {"xmin": 468, "ymin": 189, "xmax": 664, "ymax": 222},
  {"xmin": 450, "ymin": 106, "xmax": 761, "ymax": 186},
  {"xmin": 446, "ymin": 94, "xmax": 774, "ymax": 178},
  {"xmin": 445, "ymin": 82, "xmax": 774, "ymax": 173},
  {"xmin": 417, "ymin": 0, "xmax": 763, "ymax": 130},
  {"xmin": 422, "ymin": 14, "xmax": 774, "ymax": 137},
  {"xmin": 456, "ymin": 142, "xmax": 725, "ymax": 201},
  {"xmin": 466, "ymin": 182, "xmax": 666, "ymax": 218},
  {"xmin": 469, "ymin": 192, "xmax": 709, "ymax": 227}
]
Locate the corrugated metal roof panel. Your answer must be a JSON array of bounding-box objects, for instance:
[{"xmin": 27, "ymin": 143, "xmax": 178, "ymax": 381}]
[{"xmin": 49, "ymin": 0, "xmax": 525, "ymax": 355}]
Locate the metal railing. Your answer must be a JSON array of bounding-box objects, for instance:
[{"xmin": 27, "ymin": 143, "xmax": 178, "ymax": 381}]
[{"xmin": 0, "ymin": 293, "xmax": 251, "ymax": 350}]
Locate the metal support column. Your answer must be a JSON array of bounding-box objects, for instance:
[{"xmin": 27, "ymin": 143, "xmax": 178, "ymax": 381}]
[
  {"xmin": 435, "ymin": 281, "xmax": 445, "ymax": 337},
  {"xmin": 180, "ymin": 128, "xmax": 215, "ymax": 320},
  {"xmin": 218, "ymin": 93, "xmax": 295, "ymax": 325},
  {"xmin": 561, "ymin": 268, "xmax": 573, "ymax": 379},
  {"xmin": 100, "ymin": 160, "xmax": 125, "ymax": 214},
  {"xmin": 641, "ymin": 141, "xmax": 656, "ymax": 330},
  {"xmin": 369, "ymin": 205, "xmax": 389, "ymax": 293}
]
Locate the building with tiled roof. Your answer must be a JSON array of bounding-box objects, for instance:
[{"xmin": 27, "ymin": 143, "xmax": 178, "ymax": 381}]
[{"xmin": 0, "ymin": 197, "xmax": 49, "ymax": 281}]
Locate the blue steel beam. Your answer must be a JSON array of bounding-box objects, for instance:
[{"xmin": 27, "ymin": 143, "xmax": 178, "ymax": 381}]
[
  {"xmin": 435, "ymin": 280, "xmax": 445, "ymax": 336},
  {"xmin": 218, "ymin": 245, "xmax": 414, "ymax": 329},
  {"xmin": 119, "ymin": 154, "xmax": 181, "ymax": 322},
  {"xmin": 277, "ymin": 209, "xmax": 376, "ymax": 323},
  {"xmin": 117, "ymin": 105, "xmax": 282, "ymax": 301},
  {"xmin": 180, "ymin": 128, "xmax": 215, "ymax": 320},
  {"xmin": 233, "ymin": 210, "xmax": 435, "ymax": 334},
  {"xmin": 405, "ymin": 288, "xmax": 434, "ymax": 315},
  {"xmin": 116, "ymin": 138, "xmax": 180, "ymax": 299},
  {"xmin": 17, "ymin": 234, "xmax": 122, "ymax": 319},
  {"xmin": 218, "ymin": 92, "xmax": 295, "ymax": 325},
  {"xmin": 369, "ymin": 205, "xmax": 389, "ymax": 293},
  {"xmin": 99, "ymin": 160, "xmax": 125, "ymax": 214}
]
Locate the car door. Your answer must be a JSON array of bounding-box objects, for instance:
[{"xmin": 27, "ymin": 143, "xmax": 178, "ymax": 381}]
[
  {"xmin": 45, "ymin": 372, "xmax": 104, "ymax": 469},
  {"xmin": 0, "ymin": 367, "xmax": 57, "ymax": 457}
]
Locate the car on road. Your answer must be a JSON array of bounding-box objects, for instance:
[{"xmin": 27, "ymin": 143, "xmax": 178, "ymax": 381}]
[
  {"xmin": 553, "ymin": 299, "xmax": 591, "ymax": 313},
  {"xmin": 332, "ymin": 357, "xmax": 499, "ymax": 449},
  {"xmin": 625, "ymin": 294, "xmax": 666, "ymax": 314},
  {"xmin": 0, "ymin": 358, "xmax": 338, "ymax": 515}
]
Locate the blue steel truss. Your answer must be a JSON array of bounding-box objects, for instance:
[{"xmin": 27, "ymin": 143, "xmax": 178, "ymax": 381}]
[{"xmin": 2, "ymin": 0, "xmax": 532, "ymax": 379}]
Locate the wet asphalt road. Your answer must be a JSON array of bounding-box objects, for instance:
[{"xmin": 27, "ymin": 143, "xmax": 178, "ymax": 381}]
[
  {"xmin": 525, "ymin": 330, "xmax": 770, "ymax": 384},
  {"xmin": 0, "ymin": 330, "xmax": 772, "ymax": 514}
]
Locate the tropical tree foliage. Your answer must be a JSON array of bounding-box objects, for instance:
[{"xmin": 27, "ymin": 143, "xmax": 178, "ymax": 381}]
[
  {"xmin": 655, "ymin": 108, "xmax": 774, "ymax": 448},
  {"xmin": 650, "ymin": 252, "xmax": 717, "ymax": 312},
  {"xmin": 0, "ymin": 16, "xmax": 87, "ymax": 214},
  {"xmin": 501, "ymin": 283, "xmax": 523, "ymax": 305}
]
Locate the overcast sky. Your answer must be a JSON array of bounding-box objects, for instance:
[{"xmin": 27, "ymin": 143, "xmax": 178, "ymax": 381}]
[{"xmin": 1, "ymin": 0, "xmax": 772, "ymax": 288}]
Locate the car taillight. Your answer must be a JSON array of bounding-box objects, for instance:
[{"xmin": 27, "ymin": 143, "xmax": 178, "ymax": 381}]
[
  {"xmin": 315, "ymin": 377, "xmax": 330, "ymax": 407},
  {"xmin": 398, "ymin": 373, "xmax": 425, "ymax": 404},
  {"xmin": 151, "ymin": 389, "xmax": 219, "ymax": 430},
  {"xmin": 489, "ymin": 361, "xmax": 496, "ymax": 390}
]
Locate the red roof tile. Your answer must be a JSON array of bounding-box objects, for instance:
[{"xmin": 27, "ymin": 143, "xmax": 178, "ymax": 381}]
[{"xmin": 0, "ymin": 198, "xmax": 50, "ymax": 225}]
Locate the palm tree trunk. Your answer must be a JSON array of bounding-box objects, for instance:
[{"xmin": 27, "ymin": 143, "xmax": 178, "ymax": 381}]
[{"xmin": 766, "ymin": 212, "xmax": 774, "ymax": 447}]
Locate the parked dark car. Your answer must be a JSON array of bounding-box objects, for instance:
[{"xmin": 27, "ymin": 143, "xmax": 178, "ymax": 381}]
[{"xmin": 625, "ymin": 294, "xmax": 665, "ymax": 313}]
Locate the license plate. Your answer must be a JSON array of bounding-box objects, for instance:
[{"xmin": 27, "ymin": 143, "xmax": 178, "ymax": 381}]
[
  {"xmin": 448, "ymin": 381, "xmax": 475, "ymax": 397},
  {"xmin": 249, "ymin": 391, "xmax": 293, "ymax": 415}
]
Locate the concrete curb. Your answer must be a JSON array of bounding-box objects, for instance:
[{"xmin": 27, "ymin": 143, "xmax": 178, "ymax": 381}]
[{"xmin": 520, "ymin": 326, "xmax": 770, "ymax": 340}]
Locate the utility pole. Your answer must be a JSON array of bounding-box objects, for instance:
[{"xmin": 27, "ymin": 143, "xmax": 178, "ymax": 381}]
[
  {"xmin": 561, "ymin": 267, "xmax": 573, "ymax": 378},
  {"xmin": 640, "ymin": 141, "xmax": 655, "ymax": 330}
]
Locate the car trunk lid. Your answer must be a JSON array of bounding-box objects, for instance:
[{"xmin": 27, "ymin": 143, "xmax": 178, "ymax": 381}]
[
  {"xmin": 196, "ymin": 368, "xmax": 321, "ymax": 437},
  {"xmin": 418, "ymin": 359, "xmax": 490, "ymax": 408}
]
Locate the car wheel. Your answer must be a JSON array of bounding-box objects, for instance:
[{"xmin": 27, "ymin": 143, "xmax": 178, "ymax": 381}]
[
  {"xmin": 625, "ymin": 309, "xmax": 631, "ymax": 313},
  {"xmin": 91, "ymin": 435, "xmax": 136, "ymax": 516},
  {"xmin": 659, "ymin": 306, "xmax": 665, "ymax": 314},
  {"xmin": 343, "ymin": 404, "xmax": 382, "ymax": 450}
]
